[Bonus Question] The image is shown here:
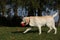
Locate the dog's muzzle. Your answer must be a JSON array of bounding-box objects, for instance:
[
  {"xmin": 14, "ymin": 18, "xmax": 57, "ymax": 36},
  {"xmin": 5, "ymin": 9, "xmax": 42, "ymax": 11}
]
[
  {"xmin": 21, "ymin": 22, "xmax": 25, "ymax": 27},
  {"xmin": 21, "ymin": 21, "xmax": 29, "ymax": 27}
]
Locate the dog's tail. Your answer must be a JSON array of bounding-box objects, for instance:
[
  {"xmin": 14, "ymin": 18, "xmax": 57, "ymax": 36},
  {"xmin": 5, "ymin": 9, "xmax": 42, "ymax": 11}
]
[{"xmin": 53, "ymin": 12, "xmax": 58, "ymax": 18}]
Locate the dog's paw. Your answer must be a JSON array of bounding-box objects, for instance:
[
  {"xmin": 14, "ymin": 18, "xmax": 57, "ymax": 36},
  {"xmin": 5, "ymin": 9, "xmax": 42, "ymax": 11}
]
[
  {"xmin": 23, "ymin": 32, "xmax": 26, "ymax": 34},
  {"xmin": 47, "ymin": 31, "xmax": 50, "ymax": 33},
  {"xmin": 39, "ymin": 33, "xmax": 41, "ymax": 35}
]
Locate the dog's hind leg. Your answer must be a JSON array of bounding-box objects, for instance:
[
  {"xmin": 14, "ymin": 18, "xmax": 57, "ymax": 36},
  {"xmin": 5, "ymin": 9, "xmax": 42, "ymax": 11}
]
[
  {"xmin": 47, "ymin": 23, "xmax": 57, "ymax": 34},
  {"xmin": 47, "ymin": 27, "xmax": 52, "ymax": 33},
  {"xmin": 23, "ymin": 28, "xmax": 32, "ymax": 33},
  {"xmin": 46, "ymin": 23, "xmax": 53, "ymax": 33},
  {"xmin": 52, "ymin": 25, "xmax": 57, "ymax": 34}
]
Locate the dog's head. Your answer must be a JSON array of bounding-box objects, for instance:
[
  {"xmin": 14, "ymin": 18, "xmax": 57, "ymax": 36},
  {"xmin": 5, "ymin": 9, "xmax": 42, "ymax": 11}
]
[{"xmin": 21, "ymin": 17, "xmax": 30, "ymax": 26}]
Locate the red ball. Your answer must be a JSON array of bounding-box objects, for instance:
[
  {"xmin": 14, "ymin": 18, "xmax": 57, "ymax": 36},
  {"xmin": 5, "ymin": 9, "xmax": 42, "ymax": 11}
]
[{"xmin": 21, "ymin": 23, "xmax": 25, "ymax": 27}]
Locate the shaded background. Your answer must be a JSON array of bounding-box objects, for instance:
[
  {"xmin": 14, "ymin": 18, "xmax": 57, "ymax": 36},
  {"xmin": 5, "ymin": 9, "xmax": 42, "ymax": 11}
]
[{"xmin": 0, "ymin": 0, "xmax": 60, "ymax": 27}]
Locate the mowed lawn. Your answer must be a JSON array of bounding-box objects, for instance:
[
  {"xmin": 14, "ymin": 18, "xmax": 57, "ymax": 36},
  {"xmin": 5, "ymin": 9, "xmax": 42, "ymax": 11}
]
[{"xmin": 0, "ymin": 26, "xmax": 60, "ymax": 40}]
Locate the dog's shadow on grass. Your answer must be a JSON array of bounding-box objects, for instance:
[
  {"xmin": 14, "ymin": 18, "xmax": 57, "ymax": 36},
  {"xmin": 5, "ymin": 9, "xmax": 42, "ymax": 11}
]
[{"xmin": 11, "ymin": 30, "xmax": 46, "ymax": 34}]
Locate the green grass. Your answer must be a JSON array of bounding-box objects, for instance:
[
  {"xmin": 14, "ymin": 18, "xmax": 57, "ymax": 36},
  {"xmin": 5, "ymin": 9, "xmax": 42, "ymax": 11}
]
[{"xmin": 0, "ymin": 26, "xmax": 60, "ymax": 40}]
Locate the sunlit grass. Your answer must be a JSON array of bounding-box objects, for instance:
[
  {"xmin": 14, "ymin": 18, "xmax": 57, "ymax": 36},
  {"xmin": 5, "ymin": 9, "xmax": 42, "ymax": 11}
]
[{"xmin": 0, "ymin": 26, "xmax": 60, "ymax": 40}]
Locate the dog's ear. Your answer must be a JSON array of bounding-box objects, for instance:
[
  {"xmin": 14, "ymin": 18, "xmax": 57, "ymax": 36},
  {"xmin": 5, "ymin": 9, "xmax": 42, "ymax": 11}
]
[
  {"xmin": 29, "ymin": 17, "xmax": 35, "ymax": 26},
  {"xmin": 26, "ymin": 18, "xmax": 29, "ymax": 23},
  {"xmin": 25, "ymin": 17, "xmax": 30, "ymax": 25}
]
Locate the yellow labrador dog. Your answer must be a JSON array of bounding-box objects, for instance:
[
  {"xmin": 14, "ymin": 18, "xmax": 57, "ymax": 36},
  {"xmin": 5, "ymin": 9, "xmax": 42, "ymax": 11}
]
[{"xmin": 21, "ymin": 12, "xmax": 58, "ymax": 35}]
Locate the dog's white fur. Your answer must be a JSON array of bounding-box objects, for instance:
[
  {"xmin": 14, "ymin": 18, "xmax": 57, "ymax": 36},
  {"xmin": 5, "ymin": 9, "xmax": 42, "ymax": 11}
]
[{"xmin": 21, "ymin": 12, "xmax": 58, "ymax": 35}]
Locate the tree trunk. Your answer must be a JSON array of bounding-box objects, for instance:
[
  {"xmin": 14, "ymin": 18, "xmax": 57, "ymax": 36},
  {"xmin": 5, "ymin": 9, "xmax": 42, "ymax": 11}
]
[
  {"xmin": 13, "ymin": 6, "xmax": 18, "ymax": 16},
  {"xmin": 1, "ymin": 0, "xmax": 6, "ymax": 16},
  {"xmin": 38, "ymin": 8, "xmax": 42, "ymax": 16},
  {"xmin": 28, "ymin": 7, "xmax": 34, "ymax": 16},
  {"xmin": 1, "ymin": 5, "xmax": 5, "ymax": 16},
  {"xmin": 59, "ymin": 22, "xmax": 60, "ymax": 26},
  {"xmin": 13, "ymin": 0, "xmax": 18, "ymax": 16},
  {"xmin": 58, "ymin": 10, "xmax": 60, "ymax": 26},
  {"xmin": 28, "ymin": 2, "xmax": 34, "ymax": 16}
]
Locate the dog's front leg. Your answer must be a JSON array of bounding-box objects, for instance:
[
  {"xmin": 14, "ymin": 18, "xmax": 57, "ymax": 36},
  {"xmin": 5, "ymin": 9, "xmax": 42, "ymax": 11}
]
[
  {"xmin": 23, "ymin": 28, "xmax": 32, "ymax": 33},
  {"xmin": 38, "ymin": 26, "xmax": 41, "ymax": 35}
]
